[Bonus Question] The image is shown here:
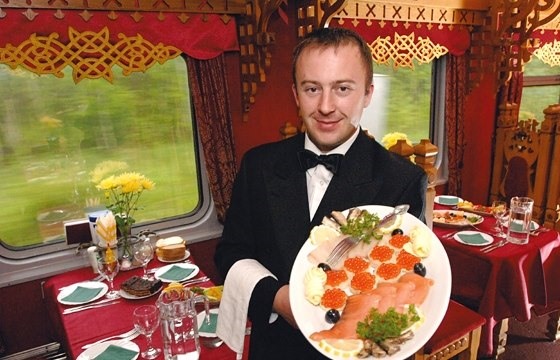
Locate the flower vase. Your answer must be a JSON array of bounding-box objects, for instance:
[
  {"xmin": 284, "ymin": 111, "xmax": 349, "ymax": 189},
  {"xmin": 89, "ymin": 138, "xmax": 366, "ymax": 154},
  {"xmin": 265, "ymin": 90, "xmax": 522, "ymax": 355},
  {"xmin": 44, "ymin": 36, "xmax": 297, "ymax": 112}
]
[{"xmin": 118, "ymin": 225, "xmax": 137, "ymax": 270}]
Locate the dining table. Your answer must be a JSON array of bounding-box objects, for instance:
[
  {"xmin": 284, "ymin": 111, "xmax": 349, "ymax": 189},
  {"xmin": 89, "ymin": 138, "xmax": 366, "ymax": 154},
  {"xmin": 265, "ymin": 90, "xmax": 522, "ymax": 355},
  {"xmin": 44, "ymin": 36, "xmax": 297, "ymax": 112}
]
[
  {"xmin": 432, "ymin": 204, "xmax": 560, "ymax": 358},
  {"xmin": 43, "ymin": 254, "xmax": 250, "ymax": 360}
]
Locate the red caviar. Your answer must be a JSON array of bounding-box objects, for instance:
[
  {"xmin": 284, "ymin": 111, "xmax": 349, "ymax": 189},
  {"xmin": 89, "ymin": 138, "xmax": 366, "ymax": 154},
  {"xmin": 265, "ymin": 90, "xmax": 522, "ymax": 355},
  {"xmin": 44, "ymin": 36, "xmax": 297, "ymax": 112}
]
[
  {"xmin": 389, "ymin": 234, "xmax": 411, "ymax": 248},
  {"xmin": 344, "ymin": 257, "xmax": 369, "ymax": 273},
  {"xmin": 320, "ymin": 288, "xmax": 348, "ymax": 309},
  {"xmin": 369, "ymin": 245, "xmax": 394, "ymax": 262},
  {"xmin": 325, "ymin": 269, "xmax": 348, "ymax": 287},
  {"xmin": 350, "ymin": 271, "xmax": 376, "ymax": 293},
  {"xmin": 396, "ymin": 250, "xmax": 421, "ymax": 271},
  {"xmin": 376, "ymin": 263, "xmax": 401, "ymax": 280}
]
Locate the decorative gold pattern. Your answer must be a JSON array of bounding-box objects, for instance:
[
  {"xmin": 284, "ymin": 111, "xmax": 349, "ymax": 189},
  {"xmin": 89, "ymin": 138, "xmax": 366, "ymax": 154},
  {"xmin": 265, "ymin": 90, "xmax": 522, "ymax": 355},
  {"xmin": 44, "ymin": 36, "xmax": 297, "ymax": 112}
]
[
  {"xmin": 533, "ymin": 40, "xmax": 560, "ymax": 67},
  {"xmin": 370, "ymin": 32, "xmax": 448, "ymax": 69},
  {"xmin": 0, "ymin": 27, "xmax": 181, "ymax": 83}
]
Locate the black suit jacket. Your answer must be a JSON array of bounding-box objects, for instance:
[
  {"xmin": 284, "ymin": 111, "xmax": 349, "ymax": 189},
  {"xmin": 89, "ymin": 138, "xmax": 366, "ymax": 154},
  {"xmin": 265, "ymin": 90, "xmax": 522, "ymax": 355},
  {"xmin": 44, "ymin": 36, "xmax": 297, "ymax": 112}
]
[{"xmin": 215, "ymin": 130, "xmax": 427, "ymax": 359}]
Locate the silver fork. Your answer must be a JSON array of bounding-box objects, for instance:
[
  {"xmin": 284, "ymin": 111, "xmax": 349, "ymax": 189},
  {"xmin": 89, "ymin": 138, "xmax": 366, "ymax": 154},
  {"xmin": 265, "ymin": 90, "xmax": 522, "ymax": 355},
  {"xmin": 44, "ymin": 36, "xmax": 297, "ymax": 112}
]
[
  {"xmin": 481, "ymin": 239, "xmax": 507, "ymax": 253},
  {"xmin": 81, "ymin": 328, "xmax": 138, "ymax": 349},
  {"xmin": 324, "ymin": 204, "xmax": 410, "ymax": 267}
]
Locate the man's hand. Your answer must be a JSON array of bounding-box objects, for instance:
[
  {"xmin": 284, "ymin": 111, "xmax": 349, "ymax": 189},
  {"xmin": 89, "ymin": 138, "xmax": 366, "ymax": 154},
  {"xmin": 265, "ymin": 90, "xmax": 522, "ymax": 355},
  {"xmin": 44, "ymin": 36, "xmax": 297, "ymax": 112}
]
[{"xmin": 272, "ymin": 284, "xmax": 298, "ymax": 328}]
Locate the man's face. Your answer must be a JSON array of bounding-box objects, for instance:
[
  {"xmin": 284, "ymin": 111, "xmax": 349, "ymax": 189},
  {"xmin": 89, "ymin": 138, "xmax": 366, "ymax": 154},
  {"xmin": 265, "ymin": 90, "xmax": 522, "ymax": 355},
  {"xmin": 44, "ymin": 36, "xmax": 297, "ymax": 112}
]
[{"xmin": 292, "ymin": 43, "xmax": 374, "ymax": 152}]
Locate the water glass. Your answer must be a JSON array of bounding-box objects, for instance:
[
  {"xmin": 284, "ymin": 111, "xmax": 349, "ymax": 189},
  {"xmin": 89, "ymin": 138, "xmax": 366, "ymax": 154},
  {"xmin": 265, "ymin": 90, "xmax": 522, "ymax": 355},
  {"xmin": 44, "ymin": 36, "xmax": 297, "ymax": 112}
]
[
  {"xmin": 96, "ymin": 246, "xmax": 120, "ymax": 299},
  {"xmin": 134, "ymin": 238, "xmax": 154, "ymax": 279},
  {"xmin": 506, "ymin": 196, "xmax": 534, "ymax": 245},
  {"xmin": 491, "ymin": 200, "xmax": 508, "ymax": 238},
  {"xmin": 133, "ymin": 305, "xmax": 162, "ymax": 360}
]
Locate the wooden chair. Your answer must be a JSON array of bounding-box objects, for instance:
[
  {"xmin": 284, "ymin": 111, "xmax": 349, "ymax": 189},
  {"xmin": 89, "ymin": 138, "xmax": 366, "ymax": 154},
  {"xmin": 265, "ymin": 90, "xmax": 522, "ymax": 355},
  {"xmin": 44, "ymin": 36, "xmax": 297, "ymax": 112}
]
[{"xmin": 414, "ymin": 300, "xmax": 486, "ymax": 360}]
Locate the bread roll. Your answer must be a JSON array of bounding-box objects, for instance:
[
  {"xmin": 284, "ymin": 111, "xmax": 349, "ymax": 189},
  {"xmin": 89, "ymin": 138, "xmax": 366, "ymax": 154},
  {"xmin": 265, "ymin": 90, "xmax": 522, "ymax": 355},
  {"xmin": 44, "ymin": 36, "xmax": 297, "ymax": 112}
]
[{"xmin": 156, "ymin": 236, "xmax": 186, "ymax": 261}]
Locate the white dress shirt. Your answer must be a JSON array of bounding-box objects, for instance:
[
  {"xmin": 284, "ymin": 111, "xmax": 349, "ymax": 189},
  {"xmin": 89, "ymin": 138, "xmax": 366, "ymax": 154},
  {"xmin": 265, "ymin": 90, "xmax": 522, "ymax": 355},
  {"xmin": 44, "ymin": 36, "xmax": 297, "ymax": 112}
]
[{"xmin": 304, "ymin": 128, "xmax": 360, "ymax": 219}]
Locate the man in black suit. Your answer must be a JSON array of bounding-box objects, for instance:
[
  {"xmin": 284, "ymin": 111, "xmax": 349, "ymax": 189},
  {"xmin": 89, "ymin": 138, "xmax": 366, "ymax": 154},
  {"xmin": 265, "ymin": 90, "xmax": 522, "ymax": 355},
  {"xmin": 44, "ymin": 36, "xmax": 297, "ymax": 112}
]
[{"xmin": 215, "ymin": 27, "xmax": 427, "ymax": 359}]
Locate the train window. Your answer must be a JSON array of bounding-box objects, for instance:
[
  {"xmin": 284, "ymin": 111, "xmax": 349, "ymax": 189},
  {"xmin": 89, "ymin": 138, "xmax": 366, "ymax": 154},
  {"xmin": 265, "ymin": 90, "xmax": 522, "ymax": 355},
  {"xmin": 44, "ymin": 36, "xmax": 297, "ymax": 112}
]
[
  {"xmin": 0, "ymin": 56, "xmax": 218, "ymax": 262},
  {"xmin": 520, "ymin": 59, "xmax": 560, "ymax": 119},
  {"xmin": 361, "ymin": 58, "xmax": 447, "ymax": 182}
]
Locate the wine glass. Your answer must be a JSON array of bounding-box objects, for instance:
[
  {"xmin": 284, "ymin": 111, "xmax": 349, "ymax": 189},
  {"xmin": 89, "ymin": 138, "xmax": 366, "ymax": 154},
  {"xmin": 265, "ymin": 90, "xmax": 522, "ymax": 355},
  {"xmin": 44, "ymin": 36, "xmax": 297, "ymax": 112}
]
[
  {"xmin": 491, "ymin": 200, "xmax": 508, "ymax": 238},
  {"xmin": 133, "ymin": 239, "xmax": 154, "ymax": 279},
  {"xmin": 96, "ymin": 246, "xmax": 120, "ymax": 299},
  {"xmin": 133, "ymin": 305, "xmax": 161, "ymax": 360}
]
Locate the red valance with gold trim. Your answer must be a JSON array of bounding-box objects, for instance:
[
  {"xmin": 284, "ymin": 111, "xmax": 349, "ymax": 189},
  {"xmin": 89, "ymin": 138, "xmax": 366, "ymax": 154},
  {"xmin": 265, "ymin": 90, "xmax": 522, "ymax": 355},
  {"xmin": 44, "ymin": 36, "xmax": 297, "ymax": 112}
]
[
  {"xmin": 0, "ymin": 8, "xmax": 238, "ymax": 59},
  {"xmin": 331, "ymin": 19, "xmax": 471, "ymax": 56}
]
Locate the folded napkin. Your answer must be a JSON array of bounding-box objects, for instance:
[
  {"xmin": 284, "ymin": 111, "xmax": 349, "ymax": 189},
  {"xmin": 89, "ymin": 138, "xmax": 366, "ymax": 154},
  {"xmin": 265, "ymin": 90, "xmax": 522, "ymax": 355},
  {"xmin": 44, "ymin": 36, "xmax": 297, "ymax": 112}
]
[
  {"xmin": 62, "ymin": 286, "xmax": 103, "ymax": 303},
  {"xmin": 457, "ymin": 233, "xmax": 488, "ymax": 245},
  {"xmin": 96, "ymin": 212, "xmax": 117, "ymax": 247},
  {"xmin": 509, "ymin": 221, "xmax": 536, "ymax": 232},
  {"xmin": 160, "ymin": 265, "xmax": 194, "ymax": 281},
  {"xmin": 93, "ymin": 344, "xmax": 138, "ymax": 360},
  {"xmin": 199, "ymin": 312, "xmax": 219, "ymax": 334},
  {"xmin": 439, "ymin": 196, "xmax": 459, "ymax": 205},
  {"xmin": 216, "ymin": 259, "xmax": 277, "ymax": 360}
]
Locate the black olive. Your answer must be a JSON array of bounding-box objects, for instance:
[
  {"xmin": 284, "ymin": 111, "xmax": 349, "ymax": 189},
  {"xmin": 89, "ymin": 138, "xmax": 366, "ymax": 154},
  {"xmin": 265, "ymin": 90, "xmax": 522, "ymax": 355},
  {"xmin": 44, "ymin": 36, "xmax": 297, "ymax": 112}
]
[
  {"xmin": 325, "ymin": 309, "xmax": 340, "ymax": 324},
  {"xmin": 318, "ymin": 263, "xmax": 331, "ymax": 272},
  {"xmin": 413, "ymin": 262, "xmax": 426, "ymax": 277},
  {"xmin": 391, "ymin": 228, "xmax": 404, "ymax": 236}
]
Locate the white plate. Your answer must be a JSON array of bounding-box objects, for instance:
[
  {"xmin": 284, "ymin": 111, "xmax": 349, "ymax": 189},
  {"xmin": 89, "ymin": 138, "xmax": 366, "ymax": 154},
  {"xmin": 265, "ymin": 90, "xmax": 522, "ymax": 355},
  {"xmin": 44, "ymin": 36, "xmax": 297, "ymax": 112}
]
[
  {"xmin": 157, "ymin": 249, "xmax": 191, "ymax": 263},
  {"xmin": 197, "ymin": 308, "xmax": 219, "ymax": 337},
  {"xmin": 433, "ymin": 210, "xmax": 483, "ymax": 228},
  {"xmin": 453, "ymin": 231, "xmax": 493, "ymax": 246},
  {"xmin": 508, "ymin": 220, "xmax": 539, "ymax": 233},
  {"xmin": 289, "ymin": 205, "xmax": 452, "ymax": 360},
  {"xmin": 77, "ymin": 339, "xmax": 139, "ymax": 360},
  {"xmin": 154, "ymin": 263, "xmax": 199, "ymax": 283},
  {"xmin": 434, "ymin": 195, "xmax": 463, "ymax": 206},
  {"xmin": 57, "ymin": 281, "xmax": 108, "ymax": 305},
  {"xmin": 119, "ymin": 286, "xmax": 162, "ymax": 300}
]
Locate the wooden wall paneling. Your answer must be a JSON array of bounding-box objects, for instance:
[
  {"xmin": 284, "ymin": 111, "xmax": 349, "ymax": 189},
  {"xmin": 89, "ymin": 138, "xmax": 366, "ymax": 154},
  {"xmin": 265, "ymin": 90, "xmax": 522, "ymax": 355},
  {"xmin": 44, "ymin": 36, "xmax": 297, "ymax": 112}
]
[{"xmin": 543, "ymin": 105, "xmax": 560, "ymax": 229}]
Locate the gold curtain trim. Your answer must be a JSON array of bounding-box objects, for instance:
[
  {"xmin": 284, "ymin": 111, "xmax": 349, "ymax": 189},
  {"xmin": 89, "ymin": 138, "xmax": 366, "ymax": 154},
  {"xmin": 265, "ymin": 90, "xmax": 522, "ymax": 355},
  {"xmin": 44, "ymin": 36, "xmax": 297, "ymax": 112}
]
[
  {"xmin": 0, "ymin": 26, "xmax": 181, "ymax": 83},
  {"xmin": 369, "ymin": 32, "xmax": 449, "ymax": 70},
  {"xmin": 532, "ymin": 40, "xmax": 560, "ymax": 67}
]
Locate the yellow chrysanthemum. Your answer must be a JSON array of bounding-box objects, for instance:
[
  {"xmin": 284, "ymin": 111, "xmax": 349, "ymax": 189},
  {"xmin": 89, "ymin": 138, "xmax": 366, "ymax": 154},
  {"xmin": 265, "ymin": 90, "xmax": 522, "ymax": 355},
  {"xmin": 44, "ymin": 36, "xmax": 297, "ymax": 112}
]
[
  {"xmin": 381, "ymin": 132, "xmax": 412, "ymax": 150},
  {"xmin": 90, "ymin": 161, "xmax": 129, "ymax": 184},
  {"xmin": 39, "ymin": 115, "xmax": 63, "ymax": 128}
]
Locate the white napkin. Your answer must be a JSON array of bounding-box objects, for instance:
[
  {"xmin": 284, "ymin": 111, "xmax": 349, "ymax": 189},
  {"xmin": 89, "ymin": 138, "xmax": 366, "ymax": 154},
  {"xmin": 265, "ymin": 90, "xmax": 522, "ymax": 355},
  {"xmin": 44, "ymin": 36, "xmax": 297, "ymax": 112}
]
[{"xmin": 216, "ymin": 259, "xmax": 277, "ymax": 359}]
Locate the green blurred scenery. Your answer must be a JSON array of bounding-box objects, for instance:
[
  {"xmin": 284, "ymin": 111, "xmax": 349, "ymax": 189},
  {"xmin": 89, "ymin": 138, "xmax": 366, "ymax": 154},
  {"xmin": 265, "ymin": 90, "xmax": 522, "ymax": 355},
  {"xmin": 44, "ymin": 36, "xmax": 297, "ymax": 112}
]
[
  {"xmin": 520, "ymin": 60, "xmax": 560, "ymax": 121},
  {"xmin": 0, "ymin": 58, "xmax": 199, "ymax": 248}
]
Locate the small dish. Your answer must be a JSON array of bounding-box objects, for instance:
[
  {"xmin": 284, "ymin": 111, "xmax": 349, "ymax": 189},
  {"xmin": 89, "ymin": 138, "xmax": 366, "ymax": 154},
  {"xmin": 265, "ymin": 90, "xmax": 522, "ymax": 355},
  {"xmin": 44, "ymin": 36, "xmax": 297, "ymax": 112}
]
[
  {"xmin": 433, "ymin": 210, "xmax": 483, "ymax": 228},
  {"xmin": 157, "ymin": 249, "xmax": 191, "ymax": 263},
  {"xmin": 119, "ymin": 287, "xmax": 162, "ymax": 300},
  {"xmin": 154, "ymin": 263, "xmax": 199, "ymax": 283},
  {"xmin": 57, "ymin": 281, "xmax": 108, "ymax": 305},
  {"xmin": 77, "ymin": 339, "xmax": 139, "ymax": 360},
  {"xmin": 509, "ymin": 221, "xmax": 539, "ymax": 233},
  {"xmin": 197, "ymin": 308, "xmax": 219, "ymax": 337},
  {"xmin": 435, "ymin": 195, "xmax": 464, "ymax": 206},
  {"xmin": 453, "ymin": 231, "xmax": 493, "ymax": 246}
]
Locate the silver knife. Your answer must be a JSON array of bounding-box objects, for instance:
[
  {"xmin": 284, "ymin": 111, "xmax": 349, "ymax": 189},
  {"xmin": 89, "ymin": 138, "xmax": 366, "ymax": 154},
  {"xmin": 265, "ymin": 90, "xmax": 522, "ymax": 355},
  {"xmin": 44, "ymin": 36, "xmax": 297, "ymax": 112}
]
[{"xmin": 63, "ymin": 300, "xmax": 120, "ymax": 314}]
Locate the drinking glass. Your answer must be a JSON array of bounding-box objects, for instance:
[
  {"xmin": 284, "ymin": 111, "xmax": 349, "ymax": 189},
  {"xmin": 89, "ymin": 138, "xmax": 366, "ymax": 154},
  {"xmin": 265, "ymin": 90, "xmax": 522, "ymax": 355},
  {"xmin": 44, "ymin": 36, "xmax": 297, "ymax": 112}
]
[
  {"xmin": 491, "ymin": 200, "xmax": 508, "ymax": 238},
  {"xmin": 134, "ymin": 239, "xmax": 154, "ymax": 279},
  {"xmin": 133, "ymin": 305, "xmax": 162, "ymax": 360},
  {"xmin": 96, "ymin": 246, "xmax": 120, "ymax": 299}
]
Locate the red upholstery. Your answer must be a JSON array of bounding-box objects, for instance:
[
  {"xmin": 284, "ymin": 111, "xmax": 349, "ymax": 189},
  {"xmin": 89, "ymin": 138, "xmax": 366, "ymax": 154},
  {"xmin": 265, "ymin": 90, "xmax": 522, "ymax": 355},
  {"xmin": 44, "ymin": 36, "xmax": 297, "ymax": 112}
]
[{"xmin": 423, "ymin": 300, "xmax": 486, "ymax": 353}]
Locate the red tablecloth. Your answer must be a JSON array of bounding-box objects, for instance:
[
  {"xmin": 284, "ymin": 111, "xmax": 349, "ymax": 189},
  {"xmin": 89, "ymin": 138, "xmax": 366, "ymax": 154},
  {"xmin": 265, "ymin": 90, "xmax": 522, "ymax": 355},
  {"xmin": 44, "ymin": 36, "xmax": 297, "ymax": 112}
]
[
  {"xmin": 44, "ymin": 257, "xmax": 249, "ymax": 360},
  {"xmin": 433, "ymin": 208, "xmax": 560, "ymax": 357}
]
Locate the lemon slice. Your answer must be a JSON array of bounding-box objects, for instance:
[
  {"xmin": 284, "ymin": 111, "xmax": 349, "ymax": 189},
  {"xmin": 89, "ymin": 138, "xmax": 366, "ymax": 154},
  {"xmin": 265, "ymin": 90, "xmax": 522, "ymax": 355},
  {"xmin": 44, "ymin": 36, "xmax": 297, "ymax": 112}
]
[
  {"xmin": 203, "ymin": 285, "xmax": 224, "ymax": 302},
  {"xmin": 379, "ymin": 214, "xmax": 403, "ymax": 234},
  {"xmin": 309, "ymin": 225, "xmax": 340, "ymax": 245},
  {"xmin": 318, "ymin": 339, "xmax": 363, "ymax": 358}
]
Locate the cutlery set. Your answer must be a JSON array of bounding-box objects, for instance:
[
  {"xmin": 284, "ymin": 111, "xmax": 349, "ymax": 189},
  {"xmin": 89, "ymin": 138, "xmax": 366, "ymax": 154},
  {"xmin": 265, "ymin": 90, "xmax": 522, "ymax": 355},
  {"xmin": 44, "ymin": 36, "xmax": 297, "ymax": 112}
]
[
  {"xmin": 63, "ymin": 298, "xmax": 121, "ymax": 314},
  {"xmin": 81, "ymin": 329, "xmax": 139, "ymax": 349}
]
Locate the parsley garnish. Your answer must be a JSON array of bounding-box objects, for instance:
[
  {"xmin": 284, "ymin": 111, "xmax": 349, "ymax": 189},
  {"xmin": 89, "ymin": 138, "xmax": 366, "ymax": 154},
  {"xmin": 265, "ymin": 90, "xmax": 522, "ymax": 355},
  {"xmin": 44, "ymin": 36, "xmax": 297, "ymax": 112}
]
[
  {"xmin": 356, "ymin": 305, "xmax": 420, "ymax": 343},
  {"xmin": 339, "ymin": 211, "xmax": 381, "ymax": 244}
]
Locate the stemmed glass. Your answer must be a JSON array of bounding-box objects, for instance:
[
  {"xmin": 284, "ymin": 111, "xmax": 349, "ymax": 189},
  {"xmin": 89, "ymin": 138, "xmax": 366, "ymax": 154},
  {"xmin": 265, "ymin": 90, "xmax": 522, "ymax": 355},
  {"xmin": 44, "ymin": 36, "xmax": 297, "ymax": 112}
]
[
  {"xmin": 134, "ymin": 238, "xmax": 154, "ymax": 279},
  {"xmin": 96, "ymin": 246, "xmax": 120, "ymax": 299},
  {"xmin": 491, "ymin": 200, "xmax": 508, "ymax": 238},
  {"xmin": 133, "ymin": 305, "xmax": 162, "ymax": 360}
]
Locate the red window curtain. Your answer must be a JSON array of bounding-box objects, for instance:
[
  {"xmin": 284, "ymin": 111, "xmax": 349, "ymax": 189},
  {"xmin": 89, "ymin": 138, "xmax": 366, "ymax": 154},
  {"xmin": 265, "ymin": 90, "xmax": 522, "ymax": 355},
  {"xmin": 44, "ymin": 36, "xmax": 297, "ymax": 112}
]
[{"xmin": 187, "ymin": 55, "xmax": 237, "ymax": 222}]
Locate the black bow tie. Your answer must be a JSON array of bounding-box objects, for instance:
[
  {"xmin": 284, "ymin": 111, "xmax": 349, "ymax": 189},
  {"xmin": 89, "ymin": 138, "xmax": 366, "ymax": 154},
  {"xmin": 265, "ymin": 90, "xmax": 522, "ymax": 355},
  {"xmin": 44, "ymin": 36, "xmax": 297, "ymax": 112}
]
[{"xmin": 297, "ymin": 150, "xmax": 343, "ymax": 174}]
